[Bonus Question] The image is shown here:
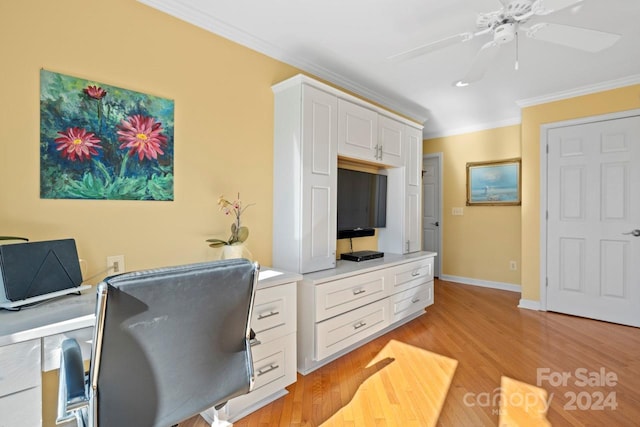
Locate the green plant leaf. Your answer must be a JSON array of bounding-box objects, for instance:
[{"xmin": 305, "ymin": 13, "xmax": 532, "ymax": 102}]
[
  {"xmin": 237, "ymin": 226, "xmax": 249, "ymax": 243},
  {"xmin": 206, "ymin": 238, "xmax": 229, "ymax": 248}
]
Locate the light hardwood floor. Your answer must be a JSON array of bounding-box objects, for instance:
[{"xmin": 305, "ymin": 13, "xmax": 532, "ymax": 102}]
[{"xmin": 180, "ymin": 279, "xmax": 640, "ymax": 426}]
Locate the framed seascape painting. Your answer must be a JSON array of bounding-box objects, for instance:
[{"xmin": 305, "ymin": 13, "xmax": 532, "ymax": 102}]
[
  {"xmin": 40, "ymin": 69, "xmax": 174, "ymax": 200},
  {"xmin": 466, "ymin": 158, "xmax": 521, "ymax": 206}
]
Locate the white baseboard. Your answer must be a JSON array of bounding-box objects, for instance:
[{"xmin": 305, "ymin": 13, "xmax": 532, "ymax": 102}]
[
  {"xmin": 518, "ymin": 299, "xmax": 542, "ymax": 311},
  {"xmin": 439, "ymin": 274, "xmax": 520, "ymax": 293}
]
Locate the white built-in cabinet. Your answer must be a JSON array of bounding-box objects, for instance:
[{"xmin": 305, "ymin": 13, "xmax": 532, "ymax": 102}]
[
  {"xmin": 271, "ymin": 75, "xmax": 433, "ymax": 380},
  {"xmin": 297, "ymin": 252, "xmax": 435, "ymax": 374},
  {"xmin": 272, "ymin": 81, "xmax": 338, "ymax": 274},
  {"xmin": 272, "ymin": 74, "xmax": 423, "ymax": 274}
]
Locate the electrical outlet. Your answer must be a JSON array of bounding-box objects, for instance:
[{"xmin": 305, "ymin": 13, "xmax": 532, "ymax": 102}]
[
  {"xmin": 510, "ymin": 260, "xmax": 517, "ymax": 271},
  {"xmin": 107, "ymin": 255, "xmax": 125, "ymax": 274}
]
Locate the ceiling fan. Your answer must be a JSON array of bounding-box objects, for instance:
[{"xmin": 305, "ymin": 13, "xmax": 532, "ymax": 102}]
[{"xmin": 388, "ymin": 0, "xmax": 621, "ymax": 86}]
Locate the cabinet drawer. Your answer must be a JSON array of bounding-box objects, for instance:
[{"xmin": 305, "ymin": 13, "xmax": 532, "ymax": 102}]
[
  {"xmin": 390, "ymin": 282, "xmax": 433, "ymax": 323},
  {"xmin": 223, "ymin": 334, "xmax": 296, "ymax": 421},
  {"xmin": 390, "ymin": 258, "xmax": 433, "ymax": 293},
  {"xmin": 0, "ymin": 339, "xmax": 41, "ymax": 397},
  {"xmin": 315, "ymin": 270, "xmax": 388, "ymax": 321},
  {"xmin": 42, "ymin": 326, "xmax": 93, "ymax": 372},
  {"xmin": 0, "ymin": 385, "xmax": 42, "ymax": 427},
  {"xmin": 315, "ymin": 299, "xmax": 389, "ymax": 361},
  {"xmin": 250, "ymin": 334, "xmax": 295, "ymax": 392},
  {"xmin": 252, "ymin": 282, "xmax": 296, "ymax": 343}
]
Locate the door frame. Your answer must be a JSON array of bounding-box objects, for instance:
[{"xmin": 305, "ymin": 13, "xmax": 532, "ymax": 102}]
[
  {"xmin": 423, "ymin": 152, "xmax": 443, "ymax": 277},
  {"xmin": 539, "ymin": 108, "xmax": 640, "ymax": 311}
]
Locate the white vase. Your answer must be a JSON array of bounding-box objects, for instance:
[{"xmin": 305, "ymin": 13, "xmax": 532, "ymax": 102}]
[{"xmin": 221, "ymin": 243, "xmax": 252, "ymax": 260}]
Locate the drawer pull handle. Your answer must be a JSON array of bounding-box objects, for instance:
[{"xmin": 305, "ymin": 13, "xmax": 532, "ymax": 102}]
[
  {"xmin": 257, "ymin": 364, "xmax": 279, "ymax": 376},
  {"xmin": 257, "ymin": 311, "xmax": 280, "ymax": 320},
  {"xmin": 411, "ymin": 271, "xmax": 420, "ymax": 277},
  {"xmin": 353, "ymin": 321, "xmax": 367, "ymax": 330},
  {"xmin": 411, "ymin": 297, "xmax": 421, "ymax": 304},
  {"xmin": 353, "ymin": 289, "xmax": 366, "ymax": 295},
  {"xmin": 250, "ymin": 338, "xmax": 262, "ymax": 347}
]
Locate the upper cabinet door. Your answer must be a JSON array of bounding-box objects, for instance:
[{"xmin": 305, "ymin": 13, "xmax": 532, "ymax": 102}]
[
  {"xmin": 337, "ymin": 99, "xmax": 378, "ymax": 163},
  {"xmin": 378, "ymin": 115, "xmax": 404, "ymax": 167}
]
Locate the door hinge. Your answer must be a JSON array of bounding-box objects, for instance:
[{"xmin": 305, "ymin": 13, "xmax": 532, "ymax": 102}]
[
  {"xmin": 546, "ymin": 210, "xmax": 548, "ymax": 220},
  {"xmin": 546, "ymin": 144, "xmax": 549, "ymax": 154},
  {"xmin": 546, "ymin": 277, "xmax": 548, "ymax": 287}
]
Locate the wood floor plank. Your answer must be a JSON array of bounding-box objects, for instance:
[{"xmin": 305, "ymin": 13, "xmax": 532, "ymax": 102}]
[{"xmin": 181, "ymin": 279, "xmax": 640, "ymax": 426}]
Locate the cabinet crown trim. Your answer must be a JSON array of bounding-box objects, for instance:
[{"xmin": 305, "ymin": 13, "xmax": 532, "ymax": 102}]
[{"xmin": 272, "ymin": 74, "xmax": 423, "ymax": 131}]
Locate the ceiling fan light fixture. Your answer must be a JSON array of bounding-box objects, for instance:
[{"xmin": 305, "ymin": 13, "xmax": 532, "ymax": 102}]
[
  {"xmin": 388, "ymin": 0, "xmax": 614, "ymax": 85},
  {"xmin": 494, "ymin": 23, "xmax": 516, "ymax": 44}
]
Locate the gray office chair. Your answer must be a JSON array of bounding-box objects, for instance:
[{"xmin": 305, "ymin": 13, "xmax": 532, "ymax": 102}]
[{"xmin": 57, "ymin": 259, "xmax": 259, "ymax": 427}]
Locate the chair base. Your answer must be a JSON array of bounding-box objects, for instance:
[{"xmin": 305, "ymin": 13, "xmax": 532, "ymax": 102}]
[{"xmin": 211, "ymin": 405, "xmax": 233, "ymax": 427}]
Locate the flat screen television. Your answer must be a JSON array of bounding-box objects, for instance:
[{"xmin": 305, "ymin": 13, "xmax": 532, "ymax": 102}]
[{"xmin": 336, "ymin": 168, "xmax": 387, "ymax": 239}]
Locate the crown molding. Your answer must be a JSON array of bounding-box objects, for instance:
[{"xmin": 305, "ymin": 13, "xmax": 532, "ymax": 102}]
[
  {"xmin": 516, "ymin": 74, "xmax": 640, "ymax": 108},
  {"xmin": 138, "ymin": 0, "xmax": 429, "ymax": 124},
  {"xmin": 423, "ymin": 116, "xmax": 522, "ymax": 140}
]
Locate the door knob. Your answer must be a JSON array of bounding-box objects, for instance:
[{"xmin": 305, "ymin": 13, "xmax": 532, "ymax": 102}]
[
  {"xmin": 622, "ymin": 229, "xmax": 640, "ymax": 237},
  {"xmin": 431, "ymin": 221, "xmax": 439, "ymax": 227}
]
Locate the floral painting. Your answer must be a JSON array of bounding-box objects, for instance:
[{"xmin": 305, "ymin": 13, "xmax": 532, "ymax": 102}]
[{"xmin": 40, "ymin": 69, "xmax": 174, "ymax": 200}]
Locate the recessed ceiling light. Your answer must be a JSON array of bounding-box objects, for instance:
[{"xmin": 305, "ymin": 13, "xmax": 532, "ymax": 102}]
[{"xmin": 454, "ymin": 80, "xmax": 469, "ymax": 87}]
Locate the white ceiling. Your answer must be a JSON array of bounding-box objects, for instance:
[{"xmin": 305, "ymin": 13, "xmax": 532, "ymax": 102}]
[{"xmin": 139, "ymin": 0, "xmax": 640, "ymax": 137}]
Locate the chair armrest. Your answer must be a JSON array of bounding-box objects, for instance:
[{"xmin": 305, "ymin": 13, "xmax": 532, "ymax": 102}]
[{"xmin": 57, "ymin": 339, "xmax": 89, "ymax": 424}]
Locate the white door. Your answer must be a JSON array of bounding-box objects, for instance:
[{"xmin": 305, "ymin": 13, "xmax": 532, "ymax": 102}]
[
  {"xmin": 546, "ymin": 115, "xmax": 640, "ymax": 327},
  {"xmin": 423, "ymin": 155, "xmax": 441, "ymax": 277}
]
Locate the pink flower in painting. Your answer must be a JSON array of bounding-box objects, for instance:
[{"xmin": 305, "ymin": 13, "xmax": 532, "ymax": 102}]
[
  {"xmin": 54, "ymin": 127, "xmax": 102, "ymax": 161},
  {"xmin": 83, "ymin": 85, "xmax": 107, "ymax": 100},
  {"xmin": 117, "ymin": 114, "xmax": 168, "ymax": 161}
]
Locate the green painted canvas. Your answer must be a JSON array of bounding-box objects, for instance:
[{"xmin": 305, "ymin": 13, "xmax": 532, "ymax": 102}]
[{"xmin": 40, "ymin": 69, "xmax": 174, "ymax": 200}]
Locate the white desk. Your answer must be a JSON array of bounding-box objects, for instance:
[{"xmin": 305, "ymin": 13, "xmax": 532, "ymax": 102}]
[{"xmin": 0, "ymin": 267, "xmax": 301, "ymax": 427}]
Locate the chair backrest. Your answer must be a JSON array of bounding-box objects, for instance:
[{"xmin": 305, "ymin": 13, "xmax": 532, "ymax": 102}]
[{"xmin": 89, "ymin": 259, "xmax": 258, "ymax": 427}]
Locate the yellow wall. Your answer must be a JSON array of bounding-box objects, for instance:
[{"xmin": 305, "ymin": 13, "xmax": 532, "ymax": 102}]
[
  {"xmin": 520, "ymin": 84, "xmax": 640, "ymax": 301},
  {"xmin": 0, "ymin": 0, "xmax": 302, "ymax": 280},
  {"xmin": 423, "ymin": 125, "xmax": 521, "ymax": 285}
]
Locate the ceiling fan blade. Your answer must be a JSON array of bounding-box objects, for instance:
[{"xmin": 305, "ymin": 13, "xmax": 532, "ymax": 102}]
[
  {"xmin": 534, "ymin": 0, "xmax": 584, "ymax": 15},
  {"xmin": 455, "ymin": 41, "xmax": 501, "ymax": 86},
  {"xmin": 387, "ymin": 32, "xmax": 473, "ymax": 62},
  {"xmin": 526, "ymin": 23, "xmax": 620, "ymax": 52}
]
